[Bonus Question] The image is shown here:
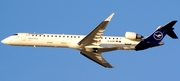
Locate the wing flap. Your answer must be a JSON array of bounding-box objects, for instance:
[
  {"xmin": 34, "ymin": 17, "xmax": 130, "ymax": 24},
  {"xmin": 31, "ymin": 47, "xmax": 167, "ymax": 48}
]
[{"xmin": 80, "ymin": 51, "xmax": 113, "ymax": 68}]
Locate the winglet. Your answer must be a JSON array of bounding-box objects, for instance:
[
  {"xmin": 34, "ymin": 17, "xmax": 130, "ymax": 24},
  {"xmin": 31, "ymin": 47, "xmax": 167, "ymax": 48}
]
[
  {"xmin": 105, "ymin": 13, "xmax": 115, "ymax": 21},
  {"xmin": 112, "ymin": 64, "xmax": 119, "ymax": 68}
]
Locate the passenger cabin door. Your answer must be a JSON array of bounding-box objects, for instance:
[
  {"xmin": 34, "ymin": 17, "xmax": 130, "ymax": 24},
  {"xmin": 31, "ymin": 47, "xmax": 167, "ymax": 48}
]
[{"xmin": 21, "ymin": 33, "xmax": 27, "ymax": 41}]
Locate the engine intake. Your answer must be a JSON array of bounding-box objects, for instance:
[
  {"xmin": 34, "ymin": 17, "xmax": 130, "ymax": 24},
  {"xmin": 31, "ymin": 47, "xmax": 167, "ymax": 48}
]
[{"xmin": 125, "ymin": 32, "xmax": 143, "ymax": 40}]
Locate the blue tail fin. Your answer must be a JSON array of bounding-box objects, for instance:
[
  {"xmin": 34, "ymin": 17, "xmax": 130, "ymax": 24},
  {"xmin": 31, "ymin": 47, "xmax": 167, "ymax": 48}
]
[
  {"xmin": 145, "ymin": 20, "xmax": 178, "ymax": 42},
  {"xmin": 135, "ymin": 20, "xmax": 178, "ymax": 51}
]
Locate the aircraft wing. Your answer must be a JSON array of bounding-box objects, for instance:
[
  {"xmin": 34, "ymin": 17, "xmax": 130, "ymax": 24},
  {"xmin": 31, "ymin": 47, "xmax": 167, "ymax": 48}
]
[
  {"xmin": 80, "ymin": 51, "xmax": 113, "ymax": 68},
  {"xmin": 78, "ymin": 13, "xmax": 114, "ymax": 47},
  {"xmin": 78, "ymin": 13, "xmax": 115, "ymax": 68}
]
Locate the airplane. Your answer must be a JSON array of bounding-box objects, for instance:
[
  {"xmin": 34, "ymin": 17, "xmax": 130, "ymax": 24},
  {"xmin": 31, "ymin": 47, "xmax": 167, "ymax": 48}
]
[{"xmin": 1, "ymin": 13, "xmax": 178, "ymax": 68}]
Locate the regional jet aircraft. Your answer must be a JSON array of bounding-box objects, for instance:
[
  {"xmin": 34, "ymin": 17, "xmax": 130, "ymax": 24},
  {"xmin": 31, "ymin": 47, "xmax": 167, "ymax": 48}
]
[{"xmin": 1, "ymin": 13, "xmax": 178, "ymax": 68}]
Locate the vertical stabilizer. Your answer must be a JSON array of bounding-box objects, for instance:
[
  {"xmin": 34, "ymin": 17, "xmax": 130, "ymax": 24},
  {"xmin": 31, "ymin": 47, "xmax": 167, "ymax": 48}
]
[
  {"xmin": 145, "ymin": 20, "xmax": 178, "ymax": 42},
  {"xmin": 135, "ymin": 20, "xmax": 178, "ymax": 51}
]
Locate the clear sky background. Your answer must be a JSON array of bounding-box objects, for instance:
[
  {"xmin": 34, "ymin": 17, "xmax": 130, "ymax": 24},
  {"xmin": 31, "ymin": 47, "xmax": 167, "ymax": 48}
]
[{"xmin": 0, "ymin": 0, "xmax": 180, "ymax": 81}]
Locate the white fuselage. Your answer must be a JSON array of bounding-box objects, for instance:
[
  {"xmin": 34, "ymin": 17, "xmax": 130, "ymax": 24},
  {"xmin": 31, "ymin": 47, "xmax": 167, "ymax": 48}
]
[{"xmin": 2, "ymin": 33, "xmax": 141, "ymax": 51}]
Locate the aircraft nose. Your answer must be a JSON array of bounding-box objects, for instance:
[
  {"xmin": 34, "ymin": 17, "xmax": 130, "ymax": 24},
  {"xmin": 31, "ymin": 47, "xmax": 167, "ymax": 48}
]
[{"xmin": 1, "ymin": 38, "xmax": 9, "ymax": 44}]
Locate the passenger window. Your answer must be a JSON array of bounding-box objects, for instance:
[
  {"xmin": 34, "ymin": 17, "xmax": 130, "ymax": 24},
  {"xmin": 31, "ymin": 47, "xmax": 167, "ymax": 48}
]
[
  {"xmin": 63, "ymin": 36, "xmax": 65, "ymax": 38},
  {"xmin": 51, "ymin": 35, "xmax": 53, "ymax": 37},
  {"xmin": 74, "ymin": 36, "xmax": 76, "ymax": 38},
  {"xmin": 47, "ymin": 35, "xmax": 49, "ymax": 37},
  {"xmin": 78, "ymin": 36, "xmax": 80, "ymax": 38},
  {"xmin": 59, "ymin": 36, "xmax": 61, "ymax": 37},
  {"xmin": 55, "ymin": 35, "xmax": 57, "ymax": 37}
]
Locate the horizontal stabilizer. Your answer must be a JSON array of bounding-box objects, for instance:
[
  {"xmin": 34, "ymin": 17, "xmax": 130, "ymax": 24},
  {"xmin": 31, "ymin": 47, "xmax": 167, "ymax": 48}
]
[
  {"xmin": 161, "ymin": 21, "xmax": 177, "ymax": 29},
  {"xmin": 161, "ymin": 20, "xmax": 178, "ymax": 39}
]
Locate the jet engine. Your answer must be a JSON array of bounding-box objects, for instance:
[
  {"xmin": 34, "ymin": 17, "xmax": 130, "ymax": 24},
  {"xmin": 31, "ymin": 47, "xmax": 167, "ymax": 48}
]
[{"xmin": 125, "ymin": 32, "xmax": 143, "ymax": 40}]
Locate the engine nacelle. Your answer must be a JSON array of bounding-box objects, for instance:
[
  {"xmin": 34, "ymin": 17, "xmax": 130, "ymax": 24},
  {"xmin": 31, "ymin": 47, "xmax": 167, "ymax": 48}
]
[{"xmin": 125, "ymin": 32, "xmax": 143, "ymax": 40}]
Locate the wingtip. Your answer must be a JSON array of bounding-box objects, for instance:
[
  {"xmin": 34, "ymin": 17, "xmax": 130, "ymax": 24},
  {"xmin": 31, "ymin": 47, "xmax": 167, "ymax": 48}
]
[{"xmin": 105, "ymin": 13, "xmax": 115, "ymax": 21}]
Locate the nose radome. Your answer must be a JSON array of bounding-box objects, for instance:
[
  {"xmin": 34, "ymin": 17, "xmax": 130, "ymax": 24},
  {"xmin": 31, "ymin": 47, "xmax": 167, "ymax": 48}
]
[{"xmin": 1, "ymin": 38, "xmax": 9, "ymax": 44}]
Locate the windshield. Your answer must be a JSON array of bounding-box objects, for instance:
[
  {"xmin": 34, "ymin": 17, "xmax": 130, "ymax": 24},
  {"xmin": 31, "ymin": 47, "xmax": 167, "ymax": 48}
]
[{"xmin": 13, "ymin": 34, "xmax": 18, "ymax": 35}]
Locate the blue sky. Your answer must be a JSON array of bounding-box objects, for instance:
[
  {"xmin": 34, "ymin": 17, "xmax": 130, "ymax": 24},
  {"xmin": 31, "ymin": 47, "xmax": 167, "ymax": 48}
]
[{"xmin": 0, "ymin": 0, "xmax": 180, "ymax": 81}]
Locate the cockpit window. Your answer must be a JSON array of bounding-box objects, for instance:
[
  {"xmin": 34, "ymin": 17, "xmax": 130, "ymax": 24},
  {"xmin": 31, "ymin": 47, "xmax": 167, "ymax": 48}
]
[{"xmin": 13, "ymin": 34, "xmax": 18, "ymax": 35}]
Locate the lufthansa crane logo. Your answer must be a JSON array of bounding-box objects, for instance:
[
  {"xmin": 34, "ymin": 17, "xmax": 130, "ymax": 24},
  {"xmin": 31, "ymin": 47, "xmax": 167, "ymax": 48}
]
[{"xmin": 153, "ymin": 31, "xmax": 163, "ymax": 40}]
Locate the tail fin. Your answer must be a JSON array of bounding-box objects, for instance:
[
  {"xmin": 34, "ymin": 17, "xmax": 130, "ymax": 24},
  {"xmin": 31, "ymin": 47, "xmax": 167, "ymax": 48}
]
[{"xmin": 145, "ymin": 20, "xmax": 178, "ymax": 42}]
